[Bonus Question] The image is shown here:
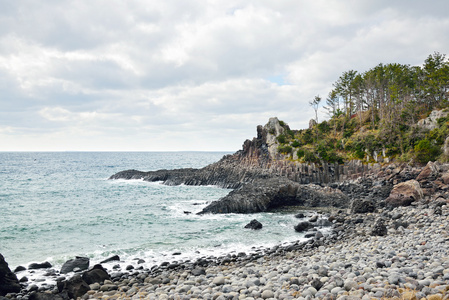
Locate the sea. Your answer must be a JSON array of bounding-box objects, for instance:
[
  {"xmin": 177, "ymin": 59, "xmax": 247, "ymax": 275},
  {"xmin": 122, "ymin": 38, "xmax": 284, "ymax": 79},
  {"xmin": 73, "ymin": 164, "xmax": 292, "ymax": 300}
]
[{"xmin": 0, "ymin": 152, "xmax": 316, "ymax": 282}]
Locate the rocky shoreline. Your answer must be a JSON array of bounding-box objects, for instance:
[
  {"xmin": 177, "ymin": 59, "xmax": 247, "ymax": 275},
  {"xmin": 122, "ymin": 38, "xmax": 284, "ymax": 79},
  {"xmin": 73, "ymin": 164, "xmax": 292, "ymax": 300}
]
[{"xmin": 2, "ymin": 202, "xmax": 449, "ymax": 300}]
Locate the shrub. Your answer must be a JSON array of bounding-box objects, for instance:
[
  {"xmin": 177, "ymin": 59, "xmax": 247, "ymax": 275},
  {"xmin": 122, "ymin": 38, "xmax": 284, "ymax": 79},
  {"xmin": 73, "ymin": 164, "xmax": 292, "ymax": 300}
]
[
  {"xmin": 414, "ymin": 139, "xmax": 441, "ymax": 163},
  {"xmin": 291, "ymin": 140, "xmax": 301, "ymax": 148},
  {"xmin": 277, "ymin": 134, "xmax": 287, "ymax": 144},
  {"xmin": 278, "ymin": 145, "xmax": 292, "ymax": 154}
]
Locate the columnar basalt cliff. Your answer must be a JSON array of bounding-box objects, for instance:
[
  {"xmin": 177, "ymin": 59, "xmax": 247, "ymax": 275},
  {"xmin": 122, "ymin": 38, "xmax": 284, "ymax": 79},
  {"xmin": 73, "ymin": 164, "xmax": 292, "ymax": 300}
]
[
  {"xmin": 110, "ymin": 118, "xmax": 376, "ymax": 187},
  {"xmin": 110, "ymin": 118, "xmax": 449, "ymax": 214}
]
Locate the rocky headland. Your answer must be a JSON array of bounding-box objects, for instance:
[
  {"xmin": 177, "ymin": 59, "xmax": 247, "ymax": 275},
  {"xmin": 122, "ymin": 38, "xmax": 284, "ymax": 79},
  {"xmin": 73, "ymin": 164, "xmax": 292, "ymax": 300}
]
[{"xmin": 2, "ymin": 117, "xmax": 449, "ymax": 299}]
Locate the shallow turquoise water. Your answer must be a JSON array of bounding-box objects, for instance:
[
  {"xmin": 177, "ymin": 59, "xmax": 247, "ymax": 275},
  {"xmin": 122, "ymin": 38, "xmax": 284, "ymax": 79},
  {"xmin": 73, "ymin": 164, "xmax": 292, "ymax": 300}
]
[{"xmin": 0, "ymin": 152, "xmax": 308, "ymax": 270}]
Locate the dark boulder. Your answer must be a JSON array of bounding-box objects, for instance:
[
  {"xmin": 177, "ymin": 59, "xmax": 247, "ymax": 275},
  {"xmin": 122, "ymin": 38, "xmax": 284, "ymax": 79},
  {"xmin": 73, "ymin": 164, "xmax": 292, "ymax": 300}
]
[
  {"xmin": 100, "ymin": 255, "xmax": 120, "ymax": 264},
  {"xmin": 0, "ymin": 254, "xmax": 21, "ymax": 296},
  {"xmin": 13, "ymin": 266, "xmax": 26, "ymax": 273},
  {"xmin": 370, "ymin": 218, "xmax": 387, "ymax": 236},
  {"xmin": 28, "ymin": 262, "xmax": 52, "ymax": 270},
  {"xmin": 29, "ymin": 292, "xmax": 67, "ymax": 300},
  {"xmin": 60, "ymin": 257, "xmax": 89, "ymax": 274},
  {"xmin": 294, "ymin": 221, "xmax": 313, "ymax": 232},
  {"xmin": 244, "ymin": 219, "xmax": 263, "ymax": 230},
  {"xmin": 199, "ymin": 178, "xmax": 350, "ymax": 214},
  {"xmin": 62, "ymin": 274, "xmax": 90, "ymax": 299},
  {"xmin": 350, "ymin": 199, "xmax": 376, "ymax": 213},
  {"xmin": 82, "ymin": 264, "xmax": 110, "ymax": 285}
]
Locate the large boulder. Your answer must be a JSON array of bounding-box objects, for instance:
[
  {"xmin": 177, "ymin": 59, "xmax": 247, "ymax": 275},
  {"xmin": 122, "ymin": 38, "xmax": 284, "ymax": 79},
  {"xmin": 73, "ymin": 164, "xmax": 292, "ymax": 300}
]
[
  {"xmin": 417, "ymin": 109, "xmax": 449, "ymax": 130},
  {"xmin": 416, "ymin": 161, "xmax": 439, "ymax": 182},
  {"xmin": 0, "ymin": 254, "xmax": 21, "ymax": 296},
  {"xmin": 82, "ymin": 265, "xmax": 110, "ymax": 285},
  {"xmin": 294, "ymin": 221, "xmax": 313, "ymax": 232},
  {"xmin": 350, "ymin": 198, "xmax": 376, "ymax": 213},
  {"xmin": 60, "ymin": 257, "xmax": 89, "ymax": 274},
  {"xmin": 62, "ymin": 274, "xmax": 90, "ymax": 299},
  {"xmin": 385, "ymin": 180, "xmax": 423, "ymax": 207}
]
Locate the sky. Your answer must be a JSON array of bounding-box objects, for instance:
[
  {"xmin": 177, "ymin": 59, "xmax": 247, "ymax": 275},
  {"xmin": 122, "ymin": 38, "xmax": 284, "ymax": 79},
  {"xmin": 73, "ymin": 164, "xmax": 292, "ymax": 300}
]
[{"xmin": 1, "ymin": 1, "xmax": 448, "ymax": 151}]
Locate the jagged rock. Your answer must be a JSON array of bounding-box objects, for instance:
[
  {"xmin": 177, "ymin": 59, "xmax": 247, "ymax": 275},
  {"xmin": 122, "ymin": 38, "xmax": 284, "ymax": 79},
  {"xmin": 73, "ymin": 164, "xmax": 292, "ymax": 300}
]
[
  {"xmin": 416, "ymin": 161, "xmax": 440, "ymax": 182},
  {"xmin": 370, "ymin": 218, "xmax": 387, "ymax": 236},
  {"xmin": 82, "ymin": 265, "xmax": 110, "ymax": 285},
  {"xmin": 0, "ymin": 254, "xmax": 21, "ymax": 296},
  {"xmin": 385, "ymin": 180, "xmax": 423, "ymax": 207},
  {"xmin": 60, "ymin": 256, "xmax": 89, "ymax": 274},
  {"xmin": 350, "ymin": 199, "xmax": 376, "ymax": 213},
  {"xmin": 294, "ymin": 221, "xmax": 313, "ymax": 232},
  {"xmin": 244, "ymin": 219, "xmax": 263, "ymax": 230},
  {"xmin": 28, "ymin": 261, "xmax": 52, "ymax": 270},
  {"xmin": 417, "ymin": 109, "xmax": 449, "ymax": 130},
  {"xmin": 199, "ymin": 177, "xmax": 349, "ymax": 214}
]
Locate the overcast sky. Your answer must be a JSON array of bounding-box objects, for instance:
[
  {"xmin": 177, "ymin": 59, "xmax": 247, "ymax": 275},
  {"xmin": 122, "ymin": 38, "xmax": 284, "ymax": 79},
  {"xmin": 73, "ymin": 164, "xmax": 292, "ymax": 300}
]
[{"xmin": 1, "ymin": 1, "xmax": 448, "ymax": 151}]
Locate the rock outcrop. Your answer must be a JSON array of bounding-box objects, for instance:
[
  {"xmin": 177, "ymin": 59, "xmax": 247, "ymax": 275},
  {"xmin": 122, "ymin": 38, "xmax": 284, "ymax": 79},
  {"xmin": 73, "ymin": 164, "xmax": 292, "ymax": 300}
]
[
  {"xmin": 0, "ymin": 254, "xmax": 21, "ymax": 296},
  {"xmin": 198, "ymin": 177, "xmax": 349, "ymax": 214},
  {"xmin": 110, "ymin": 117, "xmax": 449, "ymax": 214}
]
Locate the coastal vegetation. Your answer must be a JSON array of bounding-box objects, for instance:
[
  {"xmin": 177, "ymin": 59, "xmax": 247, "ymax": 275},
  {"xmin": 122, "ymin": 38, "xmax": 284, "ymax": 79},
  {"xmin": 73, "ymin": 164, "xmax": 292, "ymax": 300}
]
[{"xmin": 276, "ymin": 52, "xmax": 449, "ymax": 164}]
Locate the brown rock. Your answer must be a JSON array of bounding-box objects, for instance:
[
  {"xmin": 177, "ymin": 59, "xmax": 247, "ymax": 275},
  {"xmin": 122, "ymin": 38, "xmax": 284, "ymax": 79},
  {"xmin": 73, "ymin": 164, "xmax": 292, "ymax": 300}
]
[
  {"xmin": 385, "ymin": 180, "xmax": 423, "ymax": 207},
  {"xmin": 416, "ymin": 161, "xmax": 439, "ymax": 182}
]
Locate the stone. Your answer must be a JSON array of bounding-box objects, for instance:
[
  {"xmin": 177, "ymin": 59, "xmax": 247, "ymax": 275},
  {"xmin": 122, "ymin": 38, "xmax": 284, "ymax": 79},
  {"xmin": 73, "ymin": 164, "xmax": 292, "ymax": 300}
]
[
  {"xmin": 416, "ymin": 161, "xmax": 439, "ymax": 182},
  {"xmin": 385, "ymin": 180, "xmax": 423, "ymax": 207},
  {"xmin": 28, "ymin": 261, "xmax": 52, "ymax": 270},
  {"xmin": 60, "ymin": 256, "xmax": 89, "ymax": 274},
  {"xmin": 82, "ymin": 264, "xmax": 110, "ymax": 285},
  {"xmin": 100, "ymin": 255, "xmax": 120, "ymax": 264},
  {"xmin": 13, "ymin": 266, "xmax": 26, "ymax": 273},
  {"xmin": 244, "ymin": 219, "xmax": 263, "ymax": 230},
  {"xmin": 350, "ymin": 198, "xmax": 375, "ymax": 213},
  {"xmin": 294, "ymin": 221, "xmax": 313, "ymax": 232},
  {"xmin": 62, "ymin": 274, "xmax": 90, "ymax": 299},
  {"xmin": 370, "ymin": 218, "xmax": 387, "ymax": 236},
  {"xmin": 0, "ymin": 254, "xmax": 21, "ymax": 296},
  {"xmin": 213, "ymin": 277, "xmax": 226, "ymax": 285},
  {"xmin": 28, "ymin": 292, "xmax": 66, "ymax": 300}
]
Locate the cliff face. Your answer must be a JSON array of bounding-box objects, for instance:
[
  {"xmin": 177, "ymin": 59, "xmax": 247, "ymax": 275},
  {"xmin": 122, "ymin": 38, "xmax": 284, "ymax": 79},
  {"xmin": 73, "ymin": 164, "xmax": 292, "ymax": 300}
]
[{"xmin": 110, "ymin": 117, "xmax": 427, "ymax": 214}]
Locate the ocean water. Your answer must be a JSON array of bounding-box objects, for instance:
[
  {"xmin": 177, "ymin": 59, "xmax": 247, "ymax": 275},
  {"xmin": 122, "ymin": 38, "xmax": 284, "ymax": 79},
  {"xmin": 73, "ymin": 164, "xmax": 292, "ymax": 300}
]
[{"xmin": 0, "ymin": 152, "xmax": 314, "ymax": 276}]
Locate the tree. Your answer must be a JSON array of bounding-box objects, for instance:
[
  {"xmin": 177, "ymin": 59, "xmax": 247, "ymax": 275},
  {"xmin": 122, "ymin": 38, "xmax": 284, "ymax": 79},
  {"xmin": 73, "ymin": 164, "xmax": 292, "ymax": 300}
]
[{"xmin": 309, "ymin": 95, "xmax": 322, "ymax": 144}]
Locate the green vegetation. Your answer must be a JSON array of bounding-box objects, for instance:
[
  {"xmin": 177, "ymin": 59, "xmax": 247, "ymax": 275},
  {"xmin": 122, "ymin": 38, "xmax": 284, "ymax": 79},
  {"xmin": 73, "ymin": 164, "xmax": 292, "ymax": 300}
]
[{"xmin": 275, "ymin": 52, "xmax": 449, "ymax": 165}]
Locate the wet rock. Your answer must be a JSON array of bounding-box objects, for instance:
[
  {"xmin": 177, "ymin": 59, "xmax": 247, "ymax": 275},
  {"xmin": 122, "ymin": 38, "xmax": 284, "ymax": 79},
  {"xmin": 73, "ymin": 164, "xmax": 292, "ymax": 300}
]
[
  {"xmin": 244, "ymin": 219, "xmax": 263, "ymax": 230},
  {"xmin": 60, "ymin": 256, "xmax": 89, "ymax": 274},
  {"xmin": 28, "ymin": 262, "xmax": 52, "ymax": 270},
  {"xmin": 294, "ymin": 221, "xmax": 313, "ymax": 232},
  {"xmin": 100, "ymin": 255, "xmax": 120, "ymax": 264}
]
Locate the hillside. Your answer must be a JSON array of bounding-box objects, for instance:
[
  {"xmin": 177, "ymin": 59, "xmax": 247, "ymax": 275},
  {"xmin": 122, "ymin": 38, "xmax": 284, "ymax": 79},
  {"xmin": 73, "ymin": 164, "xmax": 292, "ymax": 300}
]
[{"xmin": 274, "ymin": 52, "xmax": 449, "ymax": 165}]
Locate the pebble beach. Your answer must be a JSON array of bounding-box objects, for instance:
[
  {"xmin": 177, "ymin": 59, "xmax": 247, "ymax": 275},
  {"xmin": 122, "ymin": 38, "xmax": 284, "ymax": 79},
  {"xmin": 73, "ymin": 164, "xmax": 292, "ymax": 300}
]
[{"xmin": 67, "ymin": 203, "xmax": 449, "ymax": 300}]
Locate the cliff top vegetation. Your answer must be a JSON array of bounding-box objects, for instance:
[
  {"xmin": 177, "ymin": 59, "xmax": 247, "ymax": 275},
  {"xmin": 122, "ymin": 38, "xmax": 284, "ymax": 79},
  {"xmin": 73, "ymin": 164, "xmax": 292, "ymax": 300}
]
[{"xmin": 275, "ymin": 52, "xmax": 449, "ymax": 165}]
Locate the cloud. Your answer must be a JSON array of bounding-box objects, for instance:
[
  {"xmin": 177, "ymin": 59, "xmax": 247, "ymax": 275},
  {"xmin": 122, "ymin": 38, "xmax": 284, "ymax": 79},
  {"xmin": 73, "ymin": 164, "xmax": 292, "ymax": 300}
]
[{"xmin": 0, "ymin": 0, "xmax": 448, "ymax": 151}]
